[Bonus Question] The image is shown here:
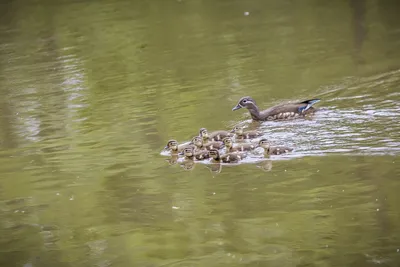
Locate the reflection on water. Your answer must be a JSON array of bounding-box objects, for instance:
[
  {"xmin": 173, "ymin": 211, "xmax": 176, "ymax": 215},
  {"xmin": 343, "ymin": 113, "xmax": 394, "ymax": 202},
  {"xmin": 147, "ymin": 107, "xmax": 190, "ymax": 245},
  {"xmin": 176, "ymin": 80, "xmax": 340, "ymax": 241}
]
[{"xmin": 1, "ymin": 0, "xmax": 400, "ymax": 266}]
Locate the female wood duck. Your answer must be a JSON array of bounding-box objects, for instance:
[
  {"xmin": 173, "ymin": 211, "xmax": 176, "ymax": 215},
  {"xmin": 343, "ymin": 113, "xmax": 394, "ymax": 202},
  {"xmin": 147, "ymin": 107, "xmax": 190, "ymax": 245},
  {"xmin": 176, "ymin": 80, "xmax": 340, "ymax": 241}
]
[
  {"xmin": 222, "ymin": 137, "xmax": 256, "ymax": 152},
  {"xmin": 231, "ymin": 125, "xmax": 262, "ymax": 140},
  {"xmin": 208, "ymin": 148, "xmax": 246, "ymax": 163},
  {"xmin": 199, "ymin": 128, "xmax": 232, "ymax": 142},
  {"xmin": 164, "ymin": 140, "xmax": 195, "ymax": 153},
  {"xmin": 258, "ymin": 139, "xmax": 293, "ymax": 155},
  {"xmin": 232, "ymin": 96, "xmax": 321, "ymax": 121},
  {"xmin": 182, "ymin": 147, "xmax": 210, "ymax": 160},
  {"xmin": 191, "ymin": 136, "xmax": 224, "ymax": 150}
]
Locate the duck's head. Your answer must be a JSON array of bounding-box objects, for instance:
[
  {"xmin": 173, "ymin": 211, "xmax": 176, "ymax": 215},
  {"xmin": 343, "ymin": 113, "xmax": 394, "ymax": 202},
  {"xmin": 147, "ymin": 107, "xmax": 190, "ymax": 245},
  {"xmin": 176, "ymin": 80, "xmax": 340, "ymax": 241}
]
[
  {"xmin": 258, "ymin": 139, "xmax": 271, "ymax": 150},
  {"xmin": 231, "ymin": 125, "xmax": 244, "ymax": 135},
  {"xmin": 165, "ymin": 140, "xmax": 178, "ymax": 151},
  {"xmin": 222, "ymin": 137, "xmax": 233, "ymax": 148},
  {"xmin": 191, "ymin": 136, "xmax": 203, "ymax": 148},
  {"xmin": 232, "ymin": 96, "xmax": 256, "ymax": 111},
  {"xmin": 208, "ymin": 148, "xmax": 220, "ymax": 159},
  {"xmin": 183, "ymin": 147, "xmax": 194, "ymax": 157},
  {"xmin": 199, "ymin": 128, "xmax": 209, "ymax": 139}
]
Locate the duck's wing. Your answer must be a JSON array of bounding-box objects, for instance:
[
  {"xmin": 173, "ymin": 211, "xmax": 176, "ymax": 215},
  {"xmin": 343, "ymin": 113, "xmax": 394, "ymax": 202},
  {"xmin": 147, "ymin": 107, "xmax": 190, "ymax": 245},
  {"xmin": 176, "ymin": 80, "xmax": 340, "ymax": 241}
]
[
  {"xmin": 195, "ymin": 151, "xmax": 209, "ymax": 160},
  {"xmin": 178, "ymin": 143, "xmax": 195, "ymax": 151},
  {"xmin": 297, "ymin": 99, "xmax": 321, "ymax": 113},
  {"xmin": 259, "ymin": 99, "xmax": 320, "ymax": 119},
  {"xmin": 269, "ymin": 146, "xmax": 293, "ymax": 155},
  {"xmin": 209, "ymin": 131, "xmax": 232, "ymax": 141},
  {"xmin": 232, "ymin": 143, "xmax": 255, "ymax": 152}
]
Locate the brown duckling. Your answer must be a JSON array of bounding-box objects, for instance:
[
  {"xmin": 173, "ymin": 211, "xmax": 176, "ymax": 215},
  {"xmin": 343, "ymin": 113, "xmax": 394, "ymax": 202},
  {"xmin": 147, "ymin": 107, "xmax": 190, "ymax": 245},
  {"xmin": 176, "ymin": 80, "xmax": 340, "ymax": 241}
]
[
  {"xmin": 222, "ymin": 137, "xmax": 256, "ymax": 153},
  {"xmin": 164, "ymin": 140, "xmax": 195, "ymax": 153},
  {"xmin": 191, "ymin": 136, "xmax": 224, "ymax": 151},
  {"xmin": 231, "ymin": 125, "xmax": 262, "ymax": 140},
  {"xmin": 258, "ymin": 139, "xmax": 293, "ymax": 155},
  {"xmin": 182, "ymin": 147, "xmax": 210, "ymax": 161},
  {"xmin": 199, "ymin": 128, "xmax": 232, "ymax": 142},
  {"xmin": 208, "ymin": 148, "xmax": 246, "ymax": 163},
  {"xmin": 232, "ymin": 96, "xmax": 321, "ymax": 121}
]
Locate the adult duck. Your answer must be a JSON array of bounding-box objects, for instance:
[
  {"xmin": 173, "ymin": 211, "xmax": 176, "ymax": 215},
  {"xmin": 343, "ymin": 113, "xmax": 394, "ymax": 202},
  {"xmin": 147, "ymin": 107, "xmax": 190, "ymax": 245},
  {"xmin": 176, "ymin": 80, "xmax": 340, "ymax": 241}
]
[{"xmin": 232, "ymin": 96, "xmax": 321, "ymax": 121}]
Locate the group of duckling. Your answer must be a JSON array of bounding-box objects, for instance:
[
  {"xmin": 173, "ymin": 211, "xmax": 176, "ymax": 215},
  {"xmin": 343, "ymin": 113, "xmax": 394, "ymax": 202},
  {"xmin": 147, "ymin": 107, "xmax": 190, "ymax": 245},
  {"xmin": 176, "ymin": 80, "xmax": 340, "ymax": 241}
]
[
  {"xmin": 162, "ymin": 96, "xmax": 321, "ymax": 168},
  {"xmin": 164, "ymin": 126, "xmax": 293, "ymax": 164}
]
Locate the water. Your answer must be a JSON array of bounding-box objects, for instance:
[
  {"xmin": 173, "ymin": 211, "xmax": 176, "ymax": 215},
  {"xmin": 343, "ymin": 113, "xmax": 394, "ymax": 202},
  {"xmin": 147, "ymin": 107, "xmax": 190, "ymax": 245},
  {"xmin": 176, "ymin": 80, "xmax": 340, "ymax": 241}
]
[{"xmin": 1, "ymin": 0, "xmax": 400, "ymax": 266}]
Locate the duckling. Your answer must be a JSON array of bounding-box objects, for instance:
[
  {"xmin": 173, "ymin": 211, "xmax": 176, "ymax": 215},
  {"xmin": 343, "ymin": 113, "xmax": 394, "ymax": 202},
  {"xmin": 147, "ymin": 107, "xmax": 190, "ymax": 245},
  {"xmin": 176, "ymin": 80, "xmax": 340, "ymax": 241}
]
[
  {"xmin": 232, "ymin": 96, "xmax": 321, "ymax": 121},
  {"xmin": 258, "ymin": 139, "xmax": 293, "ymax": 155},
  {"xmin": 182, "ymin": 147, "xmax": 210, "ymax": 160},
  {"xmin": 222, "ymin": 137, "xmax": 256, "ymax": 153},
  {"xmin": 208, "ymin": 148, "xmax": 246, "ymax": 163},
  {"xmin": 164, "ymin": 140, "xmax": 195, "ymax": 153},
  {"xmin": 191, "ymin": 136, "xmax": 224, "ymax": 151},
  {"xmin": 199, "ymin": 128, "xmax": 232, "ymax": 142},
  {"xmin": 231, "ymin": 125, "xmax": 262, "ymax": 140}
]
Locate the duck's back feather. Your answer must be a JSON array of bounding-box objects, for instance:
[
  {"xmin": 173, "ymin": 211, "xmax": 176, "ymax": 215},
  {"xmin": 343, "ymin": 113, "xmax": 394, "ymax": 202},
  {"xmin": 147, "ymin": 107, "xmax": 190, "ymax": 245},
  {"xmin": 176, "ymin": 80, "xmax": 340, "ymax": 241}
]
[{"xmin": 259, "ymin": 99, "xmax": 320, "ymax": 120}]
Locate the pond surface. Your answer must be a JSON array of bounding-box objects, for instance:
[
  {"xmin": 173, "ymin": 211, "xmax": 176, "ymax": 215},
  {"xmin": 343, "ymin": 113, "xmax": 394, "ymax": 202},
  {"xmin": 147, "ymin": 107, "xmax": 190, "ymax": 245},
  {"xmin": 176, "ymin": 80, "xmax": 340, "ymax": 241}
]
[{"xmin": 1, "ymin": 0, "xmax": 400, "ymax": 266}]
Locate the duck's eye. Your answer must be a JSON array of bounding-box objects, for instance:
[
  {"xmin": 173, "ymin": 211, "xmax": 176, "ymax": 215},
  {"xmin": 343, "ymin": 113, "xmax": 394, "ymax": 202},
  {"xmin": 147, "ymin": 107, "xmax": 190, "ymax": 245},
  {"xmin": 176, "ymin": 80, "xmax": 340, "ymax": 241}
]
[{"xmin": 242, "ymin": 100, "xmax": 247, "ymax": 103}]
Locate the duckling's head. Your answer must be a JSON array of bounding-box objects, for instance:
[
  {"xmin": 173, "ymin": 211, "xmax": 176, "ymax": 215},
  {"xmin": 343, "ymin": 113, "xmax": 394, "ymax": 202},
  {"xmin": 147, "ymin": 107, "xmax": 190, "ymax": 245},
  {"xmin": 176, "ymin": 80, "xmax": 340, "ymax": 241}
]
[
  {"xmin": 208, "ymin": 148, "xmax": 220, "ymax": 159},
  {"xmin": 222, "ymin": 137, "xmax": 233, "ymax": 148},
  {"xmin": 199, "ymin": 128, "xmax": 209, "ymax": 139},
  {"xmin": 165, "ymin": 140, "xmax": 178, "ymax": 151},
  {"xmin": 183, "ymin": 147, "xmax": 194, "ymax": 157},
  {"xmin": 191, "ymin": 136, "xmax": 203, "ymax": 148},
  {"xmin": 258, "ymin": 139, "xmax": 271, "ymax": 149},
  {"xmin": 232, "ymin": 96, "xmax": 256, "ymax": 111},
  {"xmin": 231, "ymin": 125, "xmax": 244, "ymax": 135}
]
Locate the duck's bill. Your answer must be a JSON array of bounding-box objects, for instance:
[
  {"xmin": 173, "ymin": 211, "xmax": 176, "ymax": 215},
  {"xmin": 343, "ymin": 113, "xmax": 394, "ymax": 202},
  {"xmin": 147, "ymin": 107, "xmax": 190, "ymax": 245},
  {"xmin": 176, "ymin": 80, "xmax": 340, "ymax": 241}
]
[{"xmin": 232, "ymin": 104, "xmax": 242, "ymax": 111}]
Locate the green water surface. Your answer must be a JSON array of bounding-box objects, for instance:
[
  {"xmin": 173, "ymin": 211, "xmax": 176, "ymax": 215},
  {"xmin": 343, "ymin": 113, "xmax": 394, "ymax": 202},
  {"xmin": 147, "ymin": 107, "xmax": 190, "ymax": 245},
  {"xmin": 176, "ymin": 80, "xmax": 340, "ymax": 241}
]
[{"xmin": 0, "ymin": 0, "xmax": 400, "ymax": 266}]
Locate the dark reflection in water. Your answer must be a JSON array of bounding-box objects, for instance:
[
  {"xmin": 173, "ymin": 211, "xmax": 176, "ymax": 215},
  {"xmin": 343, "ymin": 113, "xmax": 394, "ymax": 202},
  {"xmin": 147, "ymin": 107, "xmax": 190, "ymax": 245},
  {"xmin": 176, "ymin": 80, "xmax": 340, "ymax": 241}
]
[
  {"xmin": 1, "ymin": 0, "xmax": 400, "ymax": 267},
  {"xmin": 350, "ymin": 0, "xmax": 367, "ymax": 64}
]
